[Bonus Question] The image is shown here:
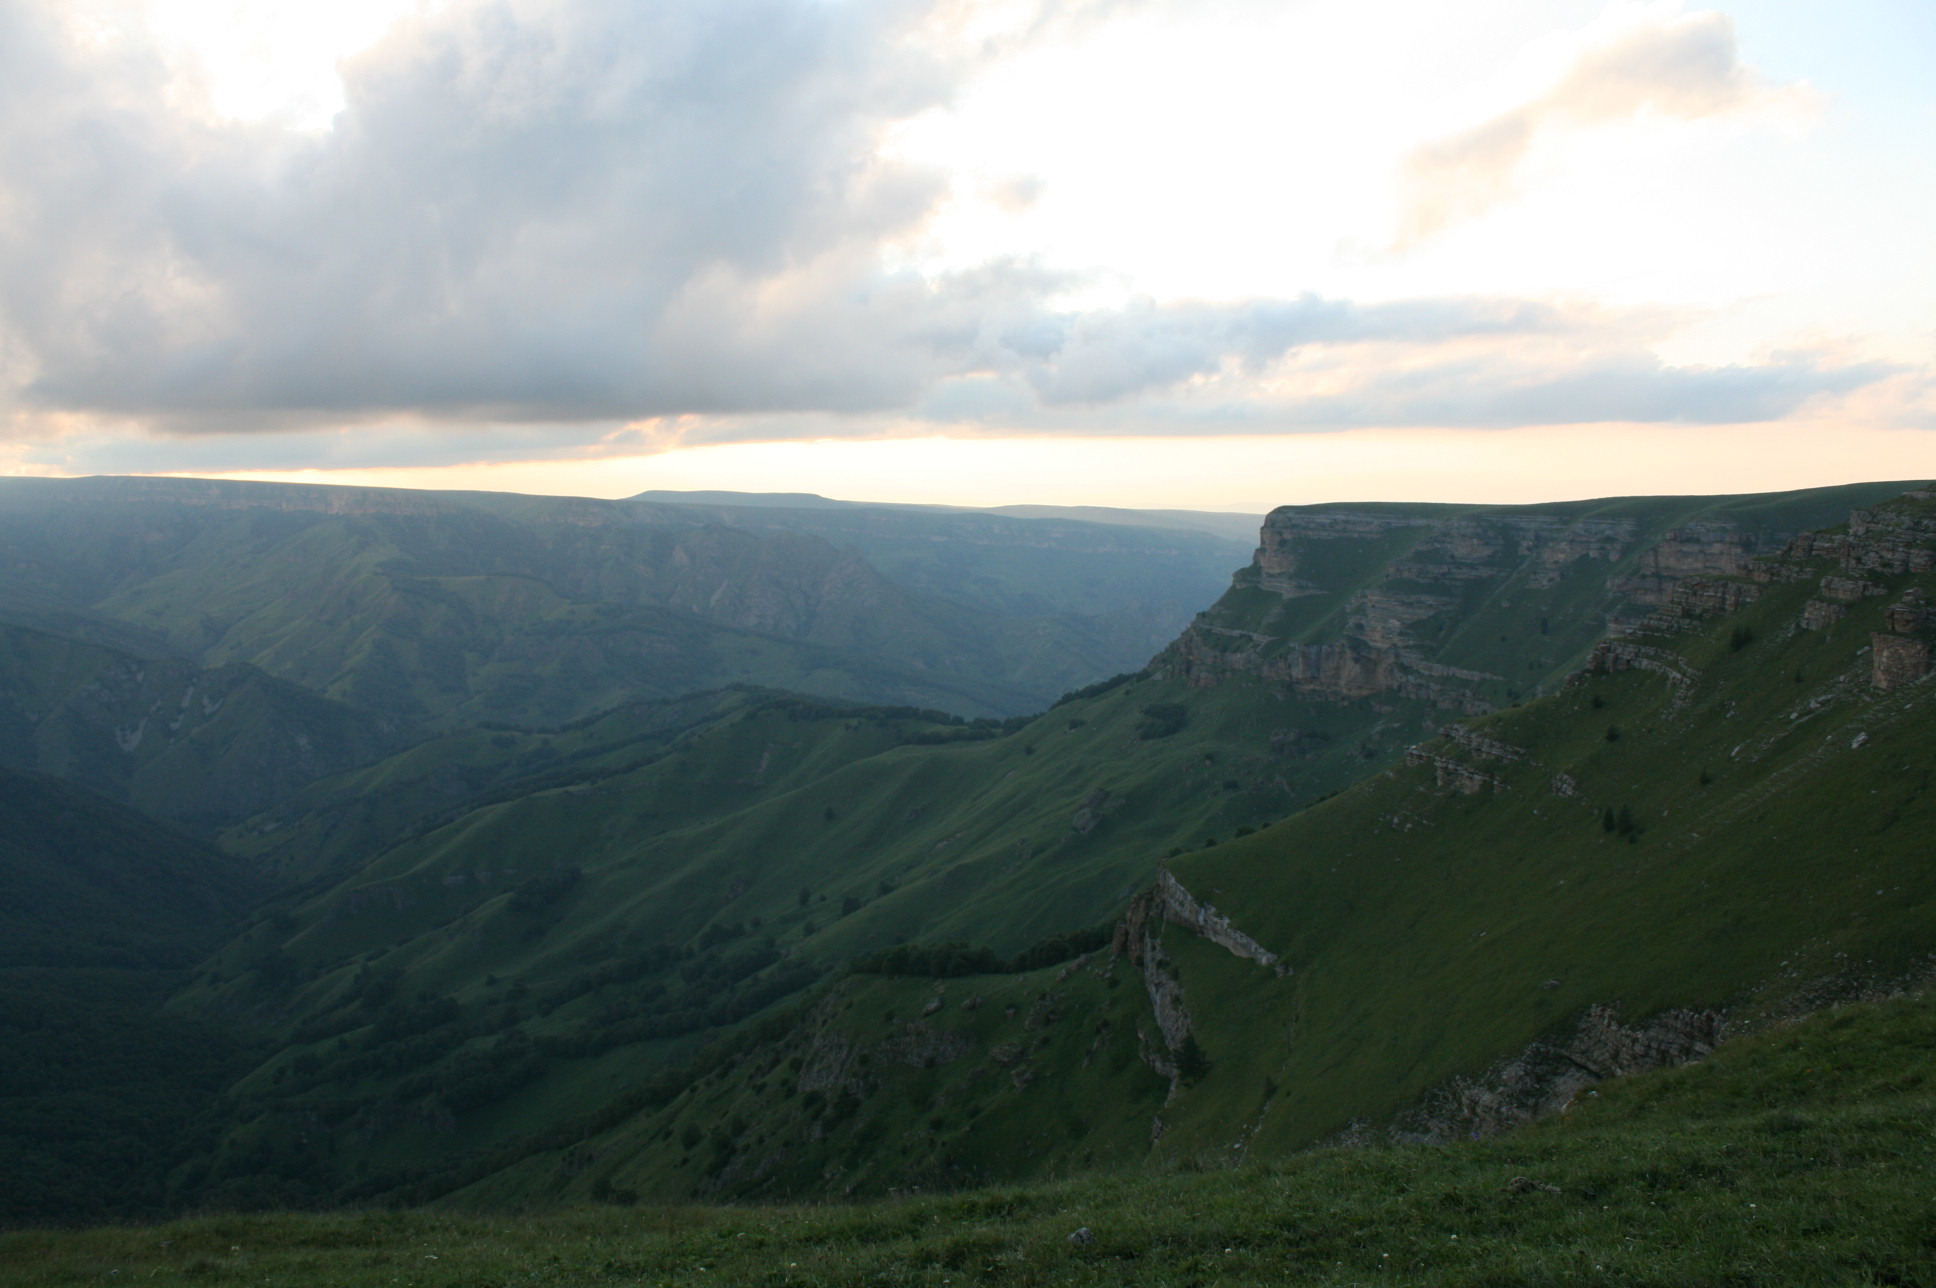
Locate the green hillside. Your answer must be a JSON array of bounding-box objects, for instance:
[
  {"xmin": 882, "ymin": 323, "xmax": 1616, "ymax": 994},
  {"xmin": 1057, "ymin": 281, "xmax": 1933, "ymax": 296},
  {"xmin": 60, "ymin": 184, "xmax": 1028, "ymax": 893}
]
[
  {"xmin": 0, "ymin": 766, "xmax": 266, "ymax": 969},
  {"xmin": 0, "ymin": 623, "xmax": 406, "ymax": 829},
  {"xmin": 145, "ymin": 482, "xmax": 1936, "ymax": 1214},
  {"xmin": 3, "ymin": 478, "xmax": 1934, "ymax": 1236},
  {"xmin": 0, "ymin": 769, "xmax": 265, "ymax": 1224},
  {"xmin": 8, "ymin": 983, "xmax": 1935, "ymax": 1285},
  {"xmin": 510, "ymin": 482, "xmax": 1934, "ymax": 1207}
]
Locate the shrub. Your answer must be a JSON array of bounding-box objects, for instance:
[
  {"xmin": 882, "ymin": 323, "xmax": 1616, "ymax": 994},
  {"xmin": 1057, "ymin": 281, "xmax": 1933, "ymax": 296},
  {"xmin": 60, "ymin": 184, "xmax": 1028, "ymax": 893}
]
[{"xmin": 1136, "ymin": 703, "xmax": 1189, "ymax": 740}]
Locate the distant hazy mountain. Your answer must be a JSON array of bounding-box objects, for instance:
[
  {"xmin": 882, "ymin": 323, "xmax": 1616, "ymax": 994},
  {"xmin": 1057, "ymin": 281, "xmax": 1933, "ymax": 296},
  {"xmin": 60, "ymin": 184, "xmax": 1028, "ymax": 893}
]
[
  {"xmin": 630, "ymin": 488, "xmax": 1268, "ymax": 542},
  {"xmin": 0, "ymin": 622, "xmax": 407, "ymax": 828},
  {"xmin": 0, "ymin": 477, "xmax": 1255, "ymax": 722}
]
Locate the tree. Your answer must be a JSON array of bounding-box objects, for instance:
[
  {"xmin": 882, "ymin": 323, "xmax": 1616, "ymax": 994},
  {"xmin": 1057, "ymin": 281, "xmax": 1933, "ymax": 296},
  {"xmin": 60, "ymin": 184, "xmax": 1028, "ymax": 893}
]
[{"xmin": 1174, "ymin": 1033, "xmax": 1211, "ymax": 1085}]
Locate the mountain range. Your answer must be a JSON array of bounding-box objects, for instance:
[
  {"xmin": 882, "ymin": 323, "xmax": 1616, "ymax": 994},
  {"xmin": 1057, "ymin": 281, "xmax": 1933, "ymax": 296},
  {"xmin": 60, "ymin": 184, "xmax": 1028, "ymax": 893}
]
[{"xmin": 2, "ymin": 474, "xmax": 1933, "ymax": 1259}]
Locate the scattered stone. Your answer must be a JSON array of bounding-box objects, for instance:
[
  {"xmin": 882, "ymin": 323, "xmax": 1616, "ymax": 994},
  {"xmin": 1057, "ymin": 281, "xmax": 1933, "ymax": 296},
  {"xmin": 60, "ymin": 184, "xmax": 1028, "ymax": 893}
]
[
  {"xmin": 1506, "ymin": 1176, "xmax": 1561, "ymax": 1195},
  {"xmin": 1072, "ymin": 788, "xmax": 1111, "ymax": 834},
  {"xmin": 1068, "ymin": 1227, "xmax": 1095, "ymax": 1246}
]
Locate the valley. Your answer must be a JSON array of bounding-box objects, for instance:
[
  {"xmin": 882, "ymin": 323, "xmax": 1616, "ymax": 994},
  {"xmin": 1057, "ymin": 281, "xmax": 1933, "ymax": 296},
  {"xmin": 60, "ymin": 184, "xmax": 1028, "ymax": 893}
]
[{"xmin": 3, "ymin": 475, "xmax": 1933, "ymax": 1287}]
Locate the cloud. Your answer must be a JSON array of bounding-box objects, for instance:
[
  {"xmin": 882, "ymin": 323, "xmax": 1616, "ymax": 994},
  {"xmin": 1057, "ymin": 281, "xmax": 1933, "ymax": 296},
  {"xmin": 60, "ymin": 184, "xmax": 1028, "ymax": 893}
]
[
  {"xmin": 1394, "ymin": 5, "xmax": 1797, "ymax": 248},
  {"xmin": 1252, "ymin": 350, "xmax": 1898, "ymax": 430},
  {"xmin": 0, "ymin": 0, "xmax": 971, "ymax": 421},
  {"xmin": 0, "ymin": 0, "xmax": 1892, "ymax": 461}
]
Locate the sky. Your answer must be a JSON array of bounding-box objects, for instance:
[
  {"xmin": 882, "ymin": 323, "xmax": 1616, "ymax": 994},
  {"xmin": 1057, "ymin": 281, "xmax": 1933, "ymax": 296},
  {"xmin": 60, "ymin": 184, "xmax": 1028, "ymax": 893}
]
[{"xmin": 0, "ymin": 0, "xmax": 1930, "ymax": 508}]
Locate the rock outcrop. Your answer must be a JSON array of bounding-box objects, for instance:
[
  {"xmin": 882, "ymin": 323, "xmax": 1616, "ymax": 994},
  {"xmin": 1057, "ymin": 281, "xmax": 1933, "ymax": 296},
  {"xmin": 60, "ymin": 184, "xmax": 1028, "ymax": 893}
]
[
  {"xmin": 1389, "ymin": 1004, "xmax": 1726, "ymax": 1144},
  {"xmin": 1871, "ymin": 635, "xmax": 1928, "ymax": 691},
  {"xmin": 1150, "ymin": 870, "xmax": 1282, "ymax": 971},
  {"xmin": 1605, "ymin": 522, "xmax": 1765, "ymax": 603},
  {"xmin": 1114, "ymin": 868, "xmax": 1285, "ymax": 1094},
  {"xmin": 1160, "ymin": 501, "xmax": 1820, "ymax": 716},
  {"xmin": 1405, "ymin": 748, "xmax": 1508, "ymax": 794}
]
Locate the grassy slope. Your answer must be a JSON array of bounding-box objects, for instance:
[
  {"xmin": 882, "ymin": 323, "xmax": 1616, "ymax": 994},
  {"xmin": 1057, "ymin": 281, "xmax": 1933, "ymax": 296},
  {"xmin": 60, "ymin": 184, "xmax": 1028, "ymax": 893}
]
[
  {"xmin": 1155, "ymin": 531, "xmax": 1936, "ymax": 1164},
  {"xmin": 0, "ymin": 623, "xmax": 405, "ymax": 829},
  {"xmin": 0, "ymin": 770, "xmax": 266, "ymax": 1225},
  {"xmin": 169, "ymin": 482, "xmax": 1934, "ymax": 1210},
  {"xmin": 6, "ymin": 985, "xmax": 1934, "ymax": 1284},
  {"xmin": 0, "ymin": 766, "xmax": 267, "ymax": 970},
  {"xmin": 174, "ymin": 676, "xmax": 1417, "ymax": 1204},
  {"xmin": 219, "ymin": 688, "xmax": 775, "ymax": 881},
  {"xmin": 421, "ymin": 489, "xmax": 1936, "ymax": 1210}
]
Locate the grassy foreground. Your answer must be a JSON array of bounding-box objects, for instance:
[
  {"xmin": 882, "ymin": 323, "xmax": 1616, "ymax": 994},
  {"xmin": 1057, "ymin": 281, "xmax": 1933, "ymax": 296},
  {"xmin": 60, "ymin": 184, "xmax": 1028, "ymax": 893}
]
[{"xmin": 8, "ymin": 988, "xmax": 1934, "ymax": 1287}]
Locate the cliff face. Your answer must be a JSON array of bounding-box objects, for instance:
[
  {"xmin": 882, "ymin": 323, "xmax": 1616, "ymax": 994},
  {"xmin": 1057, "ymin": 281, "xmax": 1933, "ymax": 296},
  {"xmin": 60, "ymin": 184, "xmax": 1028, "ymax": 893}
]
[{"xmin": 1157, "ymin": 489, "xmax": 1887, "ymax": 716}]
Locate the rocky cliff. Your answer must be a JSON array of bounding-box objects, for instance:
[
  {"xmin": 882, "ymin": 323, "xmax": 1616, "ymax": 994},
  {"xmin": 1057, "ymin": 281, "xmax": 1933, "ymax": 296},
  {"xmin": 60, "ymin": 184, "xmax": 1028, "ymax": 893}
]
[{"xmin": 1157, "ymin": 488, "xmax": 1899, "ymax": 716}]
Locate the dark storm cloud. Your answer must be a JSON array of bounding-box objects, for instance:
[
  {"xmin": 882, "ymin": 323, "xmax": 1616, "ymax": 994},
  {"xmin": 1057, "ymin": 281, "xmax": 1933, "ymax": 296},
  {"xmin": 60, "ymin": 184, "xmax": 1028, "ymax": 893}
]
[{"xmin": 0, "ymin": 0, "xmax": 1894, "ymax": 441}]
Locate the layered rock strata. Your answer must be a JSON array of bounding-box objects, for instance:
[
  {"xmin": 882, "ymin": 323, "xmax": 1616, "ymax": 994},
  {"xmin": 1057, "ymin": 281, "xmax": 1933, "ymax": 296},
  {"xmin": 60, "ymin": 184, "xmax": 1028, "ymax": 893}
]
[
  {"xmin": 1389, "ymin": 1005, "xmax": 1726, "ymax": 1144},
  {"xmin": 1164, "ymin": 505, "xmax": 1799, "ymax": 715}
]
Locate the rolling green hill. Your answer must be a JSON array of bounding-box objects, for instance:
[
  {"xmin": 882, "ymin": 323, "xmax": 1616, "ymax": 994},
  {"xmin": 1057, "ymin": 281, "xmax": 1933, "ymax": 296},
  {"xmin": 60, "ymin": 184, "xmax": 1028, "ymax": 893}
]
[
  {"xmin": 4, "ymin": 476, "xmax": 1934, "ymax": 1239},
  {"xmin": 8, "ymin": 983, "xmax": 1935, "ymax": 1284},
  {"xmin": 141, "ymin": 481, "xmax": 1936, "ymax": 1214},
  {"xmin": 0, "ymin": 623, "xmax": 407, "ymax": 829},
  {"xmin": 495, "ymin": 482, "xmax": 1936, "ymax": 1208}
]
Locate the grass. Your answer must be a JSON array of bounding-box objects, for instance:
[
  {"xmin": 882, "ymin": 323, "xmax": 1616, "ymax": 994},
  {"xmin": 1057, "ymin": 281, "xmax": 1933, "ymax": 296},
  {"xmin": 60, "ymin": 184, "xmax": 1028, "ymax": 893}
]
[
  {"xmin": 1150, "ymin": 551, "xmax": 1936, "ymax": 1162},
  {"xmin": 6, "ymin": 986, "xmax": 1934, "ymax": 1286},
  {"xmin": 157, "ymin": 482, "xmax": 1936, "ymax": 1213}
]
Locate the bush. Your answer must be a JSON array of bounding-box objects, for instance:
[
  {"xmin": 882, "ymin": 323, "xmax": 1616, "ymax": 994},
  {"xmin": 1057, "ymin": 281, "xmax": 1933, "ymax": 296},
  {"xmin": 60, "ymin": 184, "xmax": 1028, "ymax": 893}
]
[{"xmin": 1136, "ymin": 704, "xmax": 1188, "ymax": 740}]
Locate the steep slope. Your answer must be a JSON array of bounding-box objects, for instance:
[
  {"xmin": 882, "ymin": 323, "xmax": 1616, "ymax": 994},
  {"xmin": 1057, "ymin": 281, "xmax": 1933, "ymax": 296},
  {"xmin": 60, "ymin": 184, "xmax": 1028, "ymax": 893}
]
[
  {"xmin": 427, "ymin": 484, "xmax": 1936, "ymax": 1207},
  {"xmin": 1169, "ymin": 481, "xmax": 1904, "ymax": 711},
  {"xmin": 0, "ymin": 766, "xmax": 267, "ymax": 969},
  {"xmin": 160, "ymin": 481, "xmax": 1932, "ymax": 1209},
  {"xmin": 151, "ymin": 480, "xmax": 1920, "ymax": 1208},
  {"xmin": 0, "ymin": 477, "xmax": 1254, "ymax": 720},
  {"xmin": 220, "ymin": 687, "xmax": 777, "ymax": 881},
  {"xmin": 14, "ymin": 984, "xmax": 1936, "ymax": 1282},
  {"xmin": 0, "ymin": 623, "xmax": 406, "ymax": 828},
  {"xmin": 0, "ymin": 769, "xmax": 264, "ymax": 1224}
]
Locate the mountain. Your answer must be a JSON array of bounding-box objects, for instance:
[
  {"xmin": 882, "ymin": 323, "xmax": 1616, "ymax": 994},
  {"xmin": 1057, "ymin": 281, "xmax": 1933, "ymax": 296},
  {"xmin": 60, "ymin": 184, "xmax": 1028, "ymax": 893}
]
[
  {"xmin": 0, "ymin": 766, "xmax": 267, "ymax": 970},
  {"xmin": 631, "ymin": 487, "xmax": 1269, "ymax": 541},
  {"xmin": 0, "ymin": 477, "xmax": 1256, "ymax": 722},
  {"xmin": 513, "ymin": 482, "xmax": 1935, "ymax": 1205},
  {"xmin": 0, "ymin": 622, "xmax": 407, "ymax": 829},
  {"xmin": 1170, "ymin": 481, "xmax": 1907, "ymax": 709},
  {"xmin": 140, "ymin": 480, "xmax": 1935, "ymax": 1211},
  {"xmin": 0, "ymin": 769, "xmax": 265, "ymax": 1224}
]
